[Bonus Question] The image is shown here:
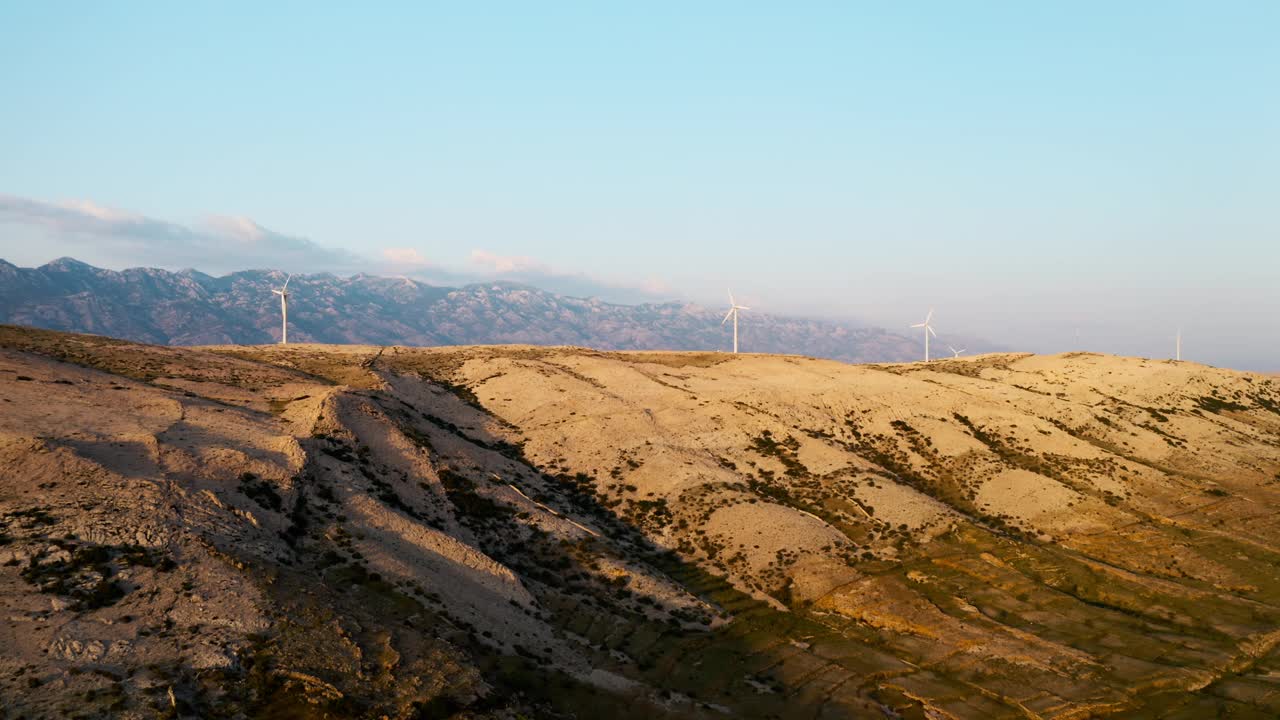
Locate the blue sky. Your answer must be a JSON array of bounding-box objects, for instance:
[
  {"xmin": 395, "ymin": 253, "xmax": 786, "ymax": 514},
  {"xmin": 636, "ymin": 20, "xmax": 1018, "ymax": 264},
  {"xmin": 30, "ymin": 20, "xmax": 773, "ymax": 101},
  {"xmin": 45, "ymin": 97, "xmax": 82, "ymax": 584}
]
[{"xmin": 1, "ymin": 2, "xmax": 1277, "ymax": 368}]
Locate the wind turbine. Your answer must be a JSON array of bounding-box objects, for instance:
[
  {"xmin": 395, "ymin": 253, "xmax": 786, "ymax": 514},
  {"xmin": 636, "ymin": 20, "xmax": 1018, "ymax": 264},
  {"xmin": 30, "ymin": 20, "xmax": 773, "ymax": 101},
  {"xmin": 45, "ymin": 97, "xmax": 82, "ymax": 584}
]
[
  {"xmin": 272, "ymin": 274, "xmax": 291, "ymax": 345},
  {"xmin": 1175, "ymin": 327, "xmax": 1182, "ymax": 362},
  {"xmin": 722, "ymin": 290, "xmax": 750, "ymax": 354},
  {"xmin": 910, "ymin": 309, "xmax": 937, "ymax": 362},
  {"xmin": 948, "ymin": 345, "xmax": 966, "ymax": 359}
]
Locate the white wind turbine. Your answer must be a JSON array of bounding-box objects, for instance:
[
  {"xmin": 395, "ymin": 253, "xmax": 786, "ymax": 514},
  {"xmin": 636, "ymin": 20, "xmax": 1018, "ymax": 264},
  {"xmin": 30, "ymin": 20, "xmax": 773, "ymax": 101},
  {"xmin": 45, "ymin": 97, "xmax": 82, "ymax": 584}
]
[
  {"xmin": 910, "ymin": 309, "xmax": 937, "ymax": 361},
  {"xmin": 272, "ymin": 274, "xmax": 291, "ymax": 345},
  {"xmin": 948, "ymin": 345, "xmax": 966, "ymax": 359},
  {"xmin": 1175, "ymin": 327, "xmax": 1182, "ymax": 361},
  {"xmin": 722, "ymin": 289, "xmax": 750, "ymax": 354}
]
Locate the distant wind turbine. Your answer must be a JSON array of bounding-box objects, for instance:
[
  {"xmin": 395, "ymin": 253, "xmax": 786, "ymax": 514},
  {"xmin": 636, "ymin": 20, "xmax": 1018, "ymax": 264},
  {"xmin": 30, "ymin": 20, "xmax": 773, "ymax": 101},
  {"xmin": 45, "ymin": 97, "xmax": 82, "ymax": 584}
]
[
  {"xmin": 910, "ymin": 309, "xmax": 937, "ymax": 362},
  {"xmin": 948, "ymin": 345, "xmax": 966, "ymax": 359},
  {"xmin": 1175, "ymin": 328, "xmax": 1182, "ymax": 362},
  {"xmin": 722, "ymin": 289, "xmax": 750, "ymax": 354},
  {"xmin": 272, "ymin": 274, "xmax": 291, "ymax": 345}
]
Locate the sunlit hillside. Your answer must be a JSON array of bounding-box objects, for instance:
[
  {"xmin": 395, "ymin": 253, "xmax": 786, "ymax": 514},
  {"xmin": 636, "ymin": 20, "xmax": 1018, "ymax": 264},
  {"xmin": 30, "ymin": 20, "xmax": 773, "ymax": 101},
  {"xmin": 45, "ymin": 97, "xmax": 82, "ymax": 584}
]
[{"xmin": 3, "ymin": 326, "xmax": 1280, "ymax": 718}]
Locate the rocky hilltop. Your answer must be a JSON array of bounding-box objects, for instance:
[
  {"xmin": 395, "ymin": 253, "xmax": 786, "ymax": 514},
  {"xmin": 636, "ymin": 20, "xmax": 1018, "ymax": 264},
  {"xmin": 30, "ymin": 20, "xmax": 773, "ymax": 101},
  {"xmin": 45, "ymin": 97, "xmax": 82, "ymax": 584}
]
[
  {"xmin": 0, "ymin": 258, "xmax": 930, "ymax": 362},
  {"xmin": 2, "ymin": 326, "xmax": 1280, "ymax": 718}
]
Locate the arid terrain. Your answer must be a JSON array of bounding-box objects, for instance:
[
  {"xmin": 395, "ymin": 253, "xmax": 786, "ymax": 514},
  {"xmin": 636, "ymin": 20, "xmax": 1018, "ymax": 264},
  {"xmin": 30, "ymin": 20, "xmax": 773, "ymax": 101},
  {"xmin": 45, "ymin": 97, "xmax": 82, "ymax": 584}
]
[{"xmin": 2, "ymin": 325, "xmax": 1280, "ymax": 718}]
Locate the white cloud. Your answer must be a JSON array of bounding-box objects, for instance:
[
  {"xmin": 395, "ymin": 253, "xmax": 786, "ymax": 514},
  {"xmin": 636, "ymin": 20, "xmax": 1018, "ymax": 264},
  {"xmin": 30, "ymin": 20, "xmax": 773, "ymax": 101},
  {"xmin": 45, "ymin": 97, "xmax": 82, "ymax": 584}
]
[
  {"xmin": 60, "ymin": 199, "xmax": 140, "ymax": 223},
  {"xmin": 203, "ymin": 215, "xmax": 268, "ymax": 242},
  {"xmin": 0, "ymin": 193, "xmax": 364, "ymax": 274},
  {"xmin": 467, "ymin": 247, "xmax": 677, "ymax": 303},
  {"xmin": 468, "ymin": 249, "xmax": 549, "ymax": 274},
  {"xmin": 0, "ymin": 193, "xmax": 680, "ymax": 304},
  {"xmin": 639, "ymin": 276, "xmax": 672, "ymax": 295},
  {"xmin": 382, "ymin": 247, "xmax": 432, "ymax": 267}
]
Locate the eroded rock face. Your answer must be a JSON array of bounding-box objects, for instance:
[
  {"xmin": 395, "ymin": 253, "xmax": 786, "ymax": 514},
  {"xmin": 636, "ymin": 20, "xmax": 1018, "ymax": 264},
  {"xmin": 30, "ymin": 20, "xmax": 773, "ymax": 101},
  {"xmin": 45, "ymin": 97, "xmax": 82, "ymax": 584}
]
[{"xmin": 1, "ymin": 326, "xmax": 1280, "ymax": 718}]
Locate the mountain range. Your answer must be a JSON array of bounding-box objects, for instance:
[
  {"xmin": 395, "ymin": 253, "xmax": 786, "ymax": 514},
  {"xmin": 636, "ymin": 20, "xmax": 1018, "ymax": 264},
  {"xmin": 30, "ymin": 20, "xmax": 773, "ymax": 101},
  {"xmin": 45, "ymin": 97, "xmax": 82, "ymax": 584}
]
[{"xmin": 0, "ymin": 257, "xmax": 976, "ymax": 362}]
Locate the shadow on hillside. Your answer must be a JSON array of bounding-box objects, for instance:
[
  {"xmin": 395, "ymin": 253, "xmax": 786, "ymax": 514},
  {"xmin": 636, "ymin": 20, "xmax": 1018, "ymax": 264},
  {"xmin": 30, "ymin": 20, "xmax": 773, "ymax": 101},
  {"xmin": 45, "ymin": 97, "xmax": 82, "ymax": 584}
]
[
  {"xmin": 13, "ymin": 330, "xmax": 1278, "ymax": 717},
  {"xmin": 361, "ymin": 368, "xmax": 891, "ymax": 719}
]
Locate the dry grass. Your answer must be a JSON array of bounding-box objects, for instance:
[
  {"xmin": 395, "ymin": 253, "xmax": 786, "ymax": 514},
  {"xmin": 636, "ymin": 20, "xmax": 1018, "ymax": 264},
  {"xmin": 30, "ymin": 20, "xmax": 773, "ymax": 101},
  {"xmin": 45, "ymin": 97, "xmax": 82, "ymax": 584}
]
[{"xmin": 5, "ymin": 327, "xmax": 1280, "ymax": 718}]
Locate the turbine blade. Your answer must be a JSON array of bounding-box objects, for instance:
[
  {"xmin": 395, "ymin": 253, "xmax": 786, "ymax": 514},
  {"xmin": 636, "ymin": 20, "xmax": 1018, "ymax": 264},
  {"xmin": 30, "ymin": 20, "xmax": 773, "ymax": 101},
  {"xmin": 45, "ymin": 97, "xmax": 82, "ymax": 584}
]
[
  {"xmin": 928, "ymin": 326, "xmax": 937, "ymax": 337},
  {"xmin": 910, "ymin": 322, "xmax": 925, "ymax": 328},
  {"xmin": 283, "ymin": 273, "xmax": 291, "ymax": 289},
  {"xmin": 722, "ymin": 308, "xmax": 735, "ymax": 325},
  {"xmin": 925, "ymin": 308, "xmax": 934, "ymax": 323},
  {"xmin": 737, "ymin": 305, "xmax": 750, "ymax": 311},
  {"xmin": 728, "ymin": 289, "xmax": 735, "ymax": 306}
]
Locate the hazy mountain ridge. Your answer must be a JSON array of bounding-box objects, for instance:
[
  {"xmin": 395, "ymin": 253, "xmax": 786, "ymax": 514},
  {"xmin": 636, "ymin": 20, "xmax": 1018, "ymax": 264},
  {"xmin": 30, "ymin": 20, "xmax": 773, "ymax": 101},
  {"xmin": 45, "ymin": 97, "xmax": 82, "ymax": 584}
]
[
  {"xmin": 3, "ymin": 327, "xmax": 1280, "ymax": 717},
  {"xmin": 0, "ymin": 258, "xmax": 948, "ymax": 361}
]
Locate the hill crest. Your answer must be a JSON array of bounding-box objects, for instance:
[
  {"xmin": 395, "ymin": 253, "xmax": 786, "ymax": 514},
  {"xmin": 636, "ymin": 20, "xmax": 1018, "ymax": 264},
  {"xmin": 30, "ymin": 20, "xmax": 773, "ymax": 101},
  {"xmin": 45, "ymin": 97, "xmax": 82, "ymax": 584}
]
[{"xmin": 2, "ymin": 326, "xmax": 1279, "ymax": 717}]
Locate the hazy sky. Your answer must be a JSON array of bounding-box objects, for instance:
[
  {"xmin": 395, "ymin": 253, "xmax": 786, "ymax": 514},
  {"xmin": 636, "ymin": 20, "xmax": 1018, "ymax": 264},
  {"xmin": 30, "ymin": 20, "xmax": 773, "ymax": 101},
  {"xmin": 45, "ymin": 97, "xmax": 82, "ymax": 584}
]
[{"xmin": 1, "ymin": 3, "xmax": 1277, "ymax": 369}]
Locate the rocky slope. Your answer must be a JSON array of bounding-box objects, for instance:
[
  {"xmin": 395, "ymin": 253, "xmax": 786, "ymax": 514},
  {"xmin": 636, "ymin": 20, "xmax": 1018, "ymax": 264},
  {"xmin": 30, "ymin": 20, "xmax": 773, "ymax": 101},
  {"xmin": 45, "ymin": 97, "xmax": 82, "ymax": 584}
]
[
  {"xmin": 2, "ymin": 326, "xmax": 1280, "ymax": 718},
  {"xmin": 0, "ymin": 258, "xmax": 934, "ymax": 362}
]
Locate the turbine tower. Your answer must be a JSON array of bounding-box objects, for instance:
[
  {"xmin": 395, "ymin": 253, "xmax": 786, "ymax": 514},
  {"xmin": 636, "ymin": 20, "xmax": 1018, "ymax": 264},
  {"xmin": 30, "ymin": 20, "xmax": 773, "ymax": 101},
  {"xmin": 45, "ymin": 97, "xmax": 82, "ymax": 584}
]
[
  {"xmin": 1176, "ymin": 328, "xmax": 1182, "ymax": 362},
  {"xmin": 272, "ymin": 274, "xmax": 291, "ymax": 345},
  {"xmin": 910, "ymin": 309, "xmax": 937, "ymax": 362},
  {"xmin": 722, "ymin": 289, "xmax": 750, "ymax": 354},
  {"xmin": 948, "ymin": 345, "xmax": 966, "ymax": 359}
]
